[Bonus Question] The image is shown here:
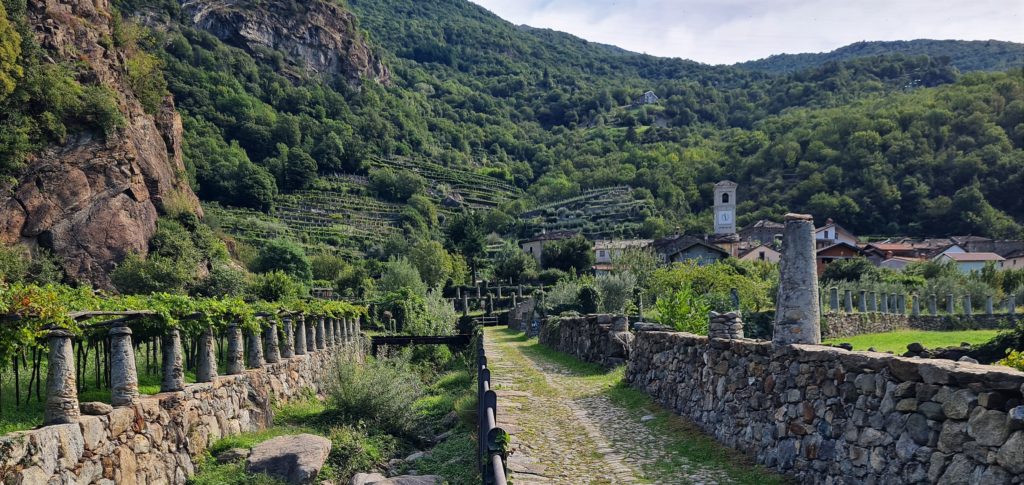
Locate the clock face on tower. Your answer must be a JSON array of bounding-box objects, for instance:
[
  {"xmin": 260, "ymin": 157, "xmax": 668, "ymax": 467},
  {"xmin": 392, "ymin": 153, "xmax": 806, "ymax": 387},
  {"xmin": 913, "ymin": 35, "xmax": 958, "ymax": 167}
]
[{"xmin": 718, "ymin": 210, "xmax": 732, "ymax": 224}]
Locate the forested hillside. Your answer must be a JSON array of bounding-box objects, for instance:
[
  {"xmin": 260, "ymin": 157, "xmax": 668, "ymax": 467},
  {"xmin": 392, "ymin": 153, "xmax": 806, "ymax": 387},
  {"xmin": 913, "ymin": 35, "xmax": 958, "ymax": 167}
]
[{"xmin": 736, "ymin": 39, "xmax": 1024, "ymax": 75}]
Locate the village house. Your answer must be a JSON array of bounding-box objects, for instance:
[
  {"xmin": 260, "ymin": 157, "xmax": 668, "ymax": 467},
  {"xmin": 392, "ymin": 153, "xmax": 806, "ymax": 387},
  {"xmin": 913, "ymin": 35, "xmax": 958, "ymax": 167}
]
[
  {"xmin": 519, "ymin": 230, "xmax": 578, "ymax": 264},
  {"xmin": 933, "ymin": 252, "xmax": 1005, "ymax": 273},
  {"xmin": 1005, "ymin": 249, "xmax": 1024, "ymax": 270},
  {"xmin": 738, "ymin": 219, "xmax": 784, "ymax": 246},
  {"xmin": 653, "ymin": 235, "xmax": 730, "ymax": 266},
  {"xmin": 815, "ymin": 242, "xmax": 864, "ymax": 276},
  {"xmin": 592, "ymin": 239, "xmax": 653, "ymax": 275},
  {"xmin": 632, "ymin": 90, "xmax": 659, "ymax": 106},
  {"xmin": 814, "ymin": 218, "xmax": 858, "ymax": 249},
  {"xmin": 738, "ymin": 243, "xmax": 781, "ymax": 263}
]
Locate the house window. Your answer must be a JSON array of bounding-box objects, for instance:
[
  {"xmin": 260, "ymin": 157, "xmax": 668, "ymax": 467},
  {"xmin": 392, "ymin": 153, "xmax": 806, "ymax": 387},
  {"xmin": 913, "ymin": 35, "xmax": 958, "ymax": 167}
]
[
  {"xmin": 598, "ymin": 250, "xmax": 606, "ymax": 258},
  {"xmin": 758, "ymin": 251, "xmax": 765, "ymax": 261},
  {"xmin": 722, "ymin": 193, "xmax": 730, "ymax": 204}
]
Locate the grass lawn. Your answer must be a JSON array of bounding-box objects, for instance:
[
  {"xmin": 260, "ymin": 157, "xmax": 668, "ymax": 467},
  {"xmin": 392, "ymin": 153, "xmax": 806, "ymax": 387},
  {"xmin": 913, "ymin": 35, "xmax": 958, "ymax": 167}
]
[{"xmin": 823, "ymin": 329, "xmax": 1002, "ymax": 354}]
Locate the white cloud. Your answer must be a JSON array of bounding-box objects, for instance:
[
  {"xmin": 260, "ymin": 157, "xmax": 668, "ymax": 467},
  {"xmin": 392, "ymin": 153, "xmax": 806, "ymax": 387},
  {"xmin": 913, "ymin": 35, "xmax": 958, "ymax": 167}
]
[{"xmin": 469, "ymin": 0, "xmax": 1024, "ymax": 64}]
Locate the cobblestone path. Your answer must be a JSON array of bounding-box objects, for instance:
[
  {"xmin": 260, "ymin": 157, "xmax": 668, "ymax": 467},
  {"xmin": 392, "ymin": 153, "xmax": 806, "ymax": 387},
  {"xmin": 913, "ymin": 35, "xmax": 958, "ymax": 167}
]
[{"xmin": 484, "ymin": 328, "xmax": 740, "ymax": 485}]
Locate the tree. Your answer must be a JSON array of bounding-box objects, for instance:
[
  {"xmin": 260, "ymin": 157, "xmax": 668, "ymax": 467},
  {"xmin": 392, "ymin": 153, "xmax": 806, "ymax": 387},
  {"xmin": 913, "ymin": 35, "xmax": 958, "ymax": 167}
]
[
  {"xmin": 248, "ymin": 270, "xmax": 302, "ymax": 302},
  {"xmin": 0, "ymin": 2, "xmax": 22, "ymax": 101},
  {"xmin": 446, "ymin": 211, "xmax": 487, "ymax": 283},
  {"xmin": 492, "ymin": 242, "xmax": 536, "ymax": 284},
  {"xmin": 408, "ymin": 239, "xmax": 455, "ymax": 288},
  {"xmin": 378, "ymin": 256, "xmax": 427, "ymax": 296},
  {"xmin": 281, "ymin": 147, "xmax": 317, "ymax": 191},
  {"xmin": 255, "ymin": 240, "xmax": 312, "ymax": 280},
  {"xmin": 820, "ymin": 257, "xmax": 877, "ymax": 283},
  {"xmin": 542, "ymin": 235, "xmax": 594, "ymax": 274}
]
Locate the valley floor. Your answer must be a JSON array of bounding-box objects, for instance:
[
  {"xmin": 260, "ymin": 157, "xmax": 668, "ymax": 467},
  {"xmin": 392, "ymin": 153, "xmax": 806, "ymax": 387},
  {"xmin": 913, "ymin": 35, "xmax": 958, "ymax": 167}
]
[{"xmin": 484, "ymin": 328, "xmax": 786, "ymax": 485}]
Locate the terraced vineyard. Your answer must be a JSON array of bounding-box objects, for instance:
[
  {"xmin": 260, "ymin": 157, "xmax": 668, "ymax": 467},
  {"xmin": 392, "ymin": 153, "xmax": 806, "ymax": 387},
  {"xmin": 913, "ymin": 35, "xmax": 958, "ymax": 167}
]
[
  {"xmin": 521, "ymin": 186, "xmax": 655, "ymax": 238},
  {"xmin": 206, "ymin": 157, "xmax": 524, "ymax": 254}
]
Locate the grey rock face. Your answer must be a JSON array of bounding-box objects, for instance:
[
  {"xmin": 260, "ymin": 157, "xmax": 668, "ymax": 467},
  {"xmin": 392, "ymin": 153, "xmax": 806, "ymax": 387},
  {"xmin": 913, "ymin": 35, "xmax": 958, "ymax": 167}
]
[{"xmin": 246, "ymin": 434, "xmax": 332, "ymax": 484}]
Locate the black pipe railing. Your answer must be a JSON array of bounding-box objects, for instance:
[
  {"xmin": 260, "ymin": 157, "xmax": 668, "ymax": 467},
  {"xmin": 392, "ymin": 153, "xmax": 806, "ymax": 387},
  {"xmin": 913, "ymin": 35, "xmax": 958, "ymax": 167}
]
[{"xmin": 476, "ymin": 336, "xmax": 508, "ymax": 485}]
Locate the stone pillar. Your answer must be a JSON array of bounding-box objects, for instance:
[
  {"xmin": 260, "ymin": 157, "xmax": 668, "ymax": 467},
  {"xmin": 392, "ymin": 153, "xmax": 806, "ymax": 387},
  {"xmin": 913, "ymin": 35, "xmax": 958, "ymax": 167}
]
[
  {"xmin": 281, "ymin": 317, "xmax": 295, "ymax": 358},
  {"xmin": 828, "ymin": 287, "xmax": 839, "ymax": 313},
  {"xmin": 497, "ymin": 286, "xmax": 503, "ymax": 298},
  {"xmin": 844, "ymin": 290, "xmax": 853, "ymax": 313},
  {"xmin": 912, "ymin": 295, "xmax": 921, "ymax": 317},
  {"xmin": 929, "ymin": 294, "xmax": 938, "ymax": 316},
  {"xmin": 306, "ymin": 318, "xmax": 316, "ymax": 352},
  {"xmin": 964, "ymin": 295, "xmax": 973, "ymax": 317},
  {"xmin": 512, "ymin": 294, "xmax": 518, "ymax": 308},
  {"xmin": 518, "ymin": 285, "xmax": 524, "ymax": 298},
  {"xmin": 456, "ymin": 287, "xmax": 462, "ymax": 299},
  {"xmin": 294, "ymin": 317, "xmax": 307, "ymax": 355},
  {"xmin": 476, "ymin": 284, "xmax": 481, "ymax": 298},
  {"xmin": 773, "ymin": 214, "xmax": 820, "ymax": 345},
  {"xmin": 1010, "ymin": 296, "xmax": 1016, "ymax": 316},
  {"xmin": 246, "ymin": 329, "xmax": 264, "ymax": 368},
  {"xmin": 486, "ymin": 294, "xmax": 494, "ymax": 316},
  {"xmin": 896, "ymin": 294, "xmax": 906, "ymax": 315},
  {"xmin": 160, "ymin": 329, "xmax": 184, "ymax": 392},
  {"xmin": 868, "ymin": 292, "xmax": 877, "ymax": 312},
  {"xmin": 462, "ymin": 293, "xmax": 469, "ymax": 317},
  {"xmin": 947, "ymin": 294, "xmax": 955, "ymax": 315},
  {"xmin": 709, "ymin": 311, "xmax": 744, "ymax": 339},
  {"xmin": 316, "ymin": 317, "xmax": 327, "ymax": 350},
  {"xmin": 335, "ymin": 318, "xmax": 344, "ymax": 344},
  {"xmin": 986, "ymin": 296, "xmax": 994, "ymax": 316},
  {"xmin": 44, "ymin": 329, "xmax": 79, "ymax": 425},
  {"xmin": 858, "ymin": 290, "xmax": 867, "ymax": 313},
  {"xmin": 880, "ymin": 293, "xmax": 889, "ymax": 314},
  {"xmin": 328, "ymin": 318, "xmax": 336, "ymax": 346},
  {"xmin": 226, "ymin": 324, "xmax": 244, "ymax": 375},
  {"xmin": 264, "ymin": 323, "xmax": 281, "ymax": 364},
  {"xmin": 110, "ymin": 326, "xmax": 139, "ymax": 406},
  {"xmin": 196, "ymin": 326, "xmax": 218, "ymax": 382}
]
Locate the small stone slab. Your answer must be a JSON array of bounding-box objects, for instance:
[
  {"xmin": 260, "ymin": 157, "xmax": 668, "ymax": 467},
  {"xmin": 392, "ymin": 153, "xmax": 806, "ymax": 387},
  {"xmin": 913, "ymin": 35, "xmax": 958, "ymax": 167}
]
[
  {"xmin": 368, "ymin": 476, "xmax": 443, "ymax": 485},
  {"xmin": 246, "ymin": 434, "xmax": 331, "ymax": 484},
  {"xmin": 350, "ymin": 473, "xmax": 387, "ymax": 485},
  {"xmin": 80, "ymin": 402, "xmax": 113, "ymax": 416},
  {"xmin": 216, "ymin": 447, "xmax": 250, "ymax": 463}
]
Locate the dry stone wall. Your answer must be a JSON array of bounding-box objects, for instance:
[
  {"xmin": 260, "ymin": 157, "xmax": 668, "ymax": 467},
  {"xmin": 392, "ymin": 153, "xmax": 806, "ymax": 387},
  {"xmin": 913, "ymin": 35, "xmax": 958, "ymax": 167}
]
[
  {"xmin": 0, "ymin": 349, "xmax": 340, "ymax": 485},
  {"xmin": 626, "ymin": 331, "xmax": 1024, "ymax": 484},
  {"xmin": 539, "ymin": 314, "xmax": 633, "ymax": 367}
]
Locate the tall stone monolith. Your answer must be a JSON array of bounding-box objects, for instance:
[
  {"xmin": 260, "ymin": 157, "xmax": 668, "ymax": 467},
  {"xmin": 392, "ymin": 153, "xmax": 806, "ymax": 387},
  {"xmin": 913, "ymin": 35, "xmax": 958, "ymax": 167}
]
[
  {"xmin": 773, "ymin": 213, "xmax": 820, "ymax": 345},
  {"xmin": 160, "ymin": 329, "xmax": 184, "ymax": 392},
  {"xmin": 281, "ymin": 317, "xmax": 295, "ymax": 358},
  {"xmin": 196, "ymin": 326, "xmax": 218, "ymax": 382},
  {"xmin": 44, "ymin": 330, "xmax": 79, "ymax": 424},
  {"xmin": 844, "ymin": 290, "xmax": 853, "ymax": 313},
  {"xmin": 226, "ymin": 323, "xmax": 244, "ymax": 375},
  {"xmin": 110, "ymin": 326, "xmax": 140, "ymax": 406}
]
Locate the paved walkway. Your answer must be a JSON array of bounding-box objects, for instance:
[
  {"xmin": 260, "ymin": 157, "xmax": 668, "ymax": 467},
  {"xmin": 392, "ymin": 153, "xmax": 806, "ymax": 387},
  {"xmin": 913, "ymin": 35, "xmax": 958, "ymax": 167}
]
[{"xmin": 484, "ymin": 328, "xmax": 738, "ymax": 485}]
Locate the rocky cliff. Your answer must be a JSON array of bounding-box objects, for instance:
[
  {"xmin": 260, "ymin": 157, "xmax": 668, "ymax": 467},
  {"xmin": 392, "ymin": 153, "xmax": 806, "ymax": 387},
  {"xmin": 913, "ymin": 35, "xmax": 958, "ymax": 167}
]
[
  {"xmin": 180, "ymin": 0, "xmax": 391, "ymax": 84},
  {"xmin": 0, "ymin": 0, "xmax": 201, "ymax": 288}
]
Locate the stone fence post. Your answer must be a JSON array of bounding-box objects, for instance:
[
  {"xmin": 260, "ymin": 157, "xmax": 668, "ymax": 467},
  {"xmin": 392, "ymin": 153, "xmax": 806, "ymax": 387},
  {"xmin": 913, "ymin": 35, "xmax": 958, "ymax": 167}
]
[
  {"xmin": 868, "ymin": 292, "xmax": 877, "ymax": 312},
  {"xmin": 196, "ymin": 326, "xmax": 218, "ymax": 382},
  {"xmin": 986, "ymin": 296, "xmax": 994, "ymax": 316},
  {"xmin": 964, "ymin": 295, "xmax": 973, "ymax": 317},
  {"xmin": 709, "ymin": 312, "xmax": 744, "ymax": 339},
  {"xmin": 160, "ymin": 329, "xmax": 184, "ymax": 392},
  {"xmin": 773, "ymin": 214, "xmax": 820, "ymax": 345},
  {"xmin": 316, "ymin": 317, "xmax": 327, "ymax": 350},
  {"xmin": 306, "ymin": 318, "xmax": 316, "ymax": 352},
  {"xmin": 912, "ymin": 294, "xmax": 920, "ymax": 317},
  {"xmin": 462, "ymin": 293, "xmax": 469, "ymax": 317},
  {"xmin": 325, "ymin": 318, "xmax": 335, "ymax": 347},
  {"xmin": 880, "ymin": 293, "xmax": 889, "ymax": 314},
  {"xmin": 226, "ymin": 323, "xmax": 244, "ymax": 375},
  {"xmin": 829, "ymin": 287, "xmax": 839, "ymax": 313},
  {"xmin": 896, "ymin": 294, "xmax": 905, "ymax": 315},
  {"xmin": 44, "ymin": 329, "xmax": 79, "ymax": 424},
  {"xmin": 947, "ymin": 294, "xmax": 955, "ymax": 315},
  {"xmin": 110, "ymin": 326, "xmax": 139, "ymax": 406},
  {"xmin": 1010, "ymin": 296, "xmax": 1017, "ymax": 317},
  {"xmin": 844, "ymin": 290, "xmax": 853, "ymax": 313},
  {"xmin": 265, "ymin": 322, "xmax": 281, "ymax": 364},
  {"xmin": 281, "ymin": 317, "xmax": 295, "ymax": 359},
  {"xmin": 928, "ymin": 294, "xmax": 937, "ymax": 316},
  {"xmin": 858, "ymin": 290, "xmax": 867, "ymax": 313},
  {"xmin": 294, "ymin": 316, "xmax": 307, "ymax": 356}
]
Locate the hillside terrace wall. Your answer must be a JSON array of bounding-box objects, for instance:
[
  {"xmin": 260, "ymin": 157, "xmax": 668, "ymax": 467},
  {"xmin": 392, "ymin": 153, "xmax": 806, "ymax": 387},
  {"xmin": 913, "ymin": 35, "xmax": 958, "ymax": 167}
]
[
  {"xmin": 0, "ymin": 349, "xmax": 340, "ymax": 485},
  {"xmin": 626, "ymin": 330, "xmax": 1024, "ymax": 484},
  {"xmin": 823, "ymin": 313, "xmax": 1015, "ymax": 340}
]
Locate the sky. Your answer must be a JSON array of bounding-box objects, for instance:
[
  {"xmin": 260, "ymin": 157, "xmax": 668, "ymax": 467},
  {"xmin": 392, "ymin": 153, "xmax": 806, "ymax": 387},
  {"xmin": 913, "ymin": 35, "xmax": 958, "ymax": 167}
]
[{"xmin": 468, "ymin": 0, "xmax": 1024, "ymax": 65}]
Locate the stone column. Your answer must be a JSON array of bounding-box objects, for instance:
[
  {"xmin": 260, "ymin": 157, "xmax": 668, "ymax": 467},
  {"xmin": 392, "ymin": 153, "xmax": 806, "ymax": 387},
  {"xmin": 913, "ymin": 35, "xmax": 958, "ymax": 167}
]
[
  {"xmin": 486, "ymin": 294, "xmax": 494, "ymax": 316},
  {"xmin": 110, "ymin": 326, "xmax": 139, "ymax": 406},
  {"xmin": 772, "ymin": 214, "xmax": 821, "ymax": 345},
  {"xmin": 281, "ymin": 317, "xmax": 295, "ymax": 358},
  {"xmin": 912, "ymin": 295, "xmax": 921, "ymax": 317},
  {"xmin": 880, "ymin": 293, "xmax": 889, "ymax": 314},
  {"xmin": 326, "ymin": 318, "xmax": 335, "ymax": 347},
  {"xmin": 518, "ymin": 285, "xmax": 524, "ymax": 298},
  {"xmin": 264, "ymin": 323, "xmax": 281, "ymax": 364},
  {"xmin": 476, "ymin": 284, "xmax": 481, "ymax": 298},
  {"xmin": 246, "ymin": 329, "xmax": 264, "ymax": 368},
  {"xmin": 44, "ymin": 329, "xmax": 79, "ymax": 425},
  {"xmin": 196, "ymin": 326, "xmax": 218, "ymax": 382},
  {"xmin": 896, "ymin": 294, "xmax": 906, "ymax": 315},
  {"xmin": 456, "ymin": 287, "xmax": 462, "ymax": 300},
  {"xmin": 844, "ymin": 290, "xmax": 853, "ymax": 313},
  {"xmin": 929, "ymin": 294, "xmax": 937, "ymax": 316},
  {"xmin": 964, "ymin": 295, "xmax": 973, "ymax": 317},
  {"xmin": 1010, "ymin": 296, "xmax": 1016, "ymax": 316},
  {"xmin": 829, "ymin": 288, "xmax": 839, "ymax": 313},
  {"xmin": 294, "ymin": 317, "xmax": 307, "ymax": 355},
  {"xmin": 512, "ymin": 294, "xmax": 518, "ymax": 308},
  {"xmin": 462, "ymin": 293, "xmax": 469, "ymax": 317},
  {"xmin": 306, "ymin": 318, "xmax": 316, "ymax": 352},
  {"xmin": 868, "ymin": 292, "xmax": 877, "ymax": 312},
  {"xmin": 858, "ymin": 290, "xmax": 867, "ymax": 313},
  {"xmin": 497, "ymin": 286, "xmax": 503, "ymax": 299},
  {"xmin": 335, "ymin": 318, "xmax": 344, "ymax": 344},
  {"xmin": 709, "ymin": 311, "xmax": 744, "ymax": 339},
  {"xmin": 986, "ymin": 296, "xmax": 994, "ymax": 316},
  {"xmin": 160, "ymin": 329, "xmax": 185, "ymax": 392},
  {"xmin": 947, "ymin": 294, "xmax": 955, "ymax": 315},
  {"xmin": 226, "ymin": 323, "xmax": 244, "ymax": 375},
  {"xmin": 316, "ymin": 317, "xmax": 327, "ymax": 350}
]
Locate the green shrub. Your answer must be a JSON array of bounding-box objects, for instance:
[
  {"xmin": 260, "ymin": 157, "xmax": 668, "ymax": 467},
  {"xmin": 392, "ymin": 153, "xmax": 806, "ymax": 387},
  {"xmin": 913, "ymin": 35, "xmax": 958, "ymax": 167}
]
[
  {"xmin": 325, "ymin": 425, "xmax": 399, "ymax": 482},
  {"xmin": 328, "ymin": 353, "xmax": 424, "ymax": 437},
  {"xmin": 111, "ymin": 252, "xmax": 191, "ymax": 295},
  {"xmin": 255, "ymin": 239, "xmax": 311, "ymax": 281},
  {"xmin": 656, "ymin": 285, "xmax": 711, "ymax": 335},
  {"xmin": 247, "ymin": 270, "xmax": 302, "ymax": 302},
  {"xmin": 597, "ymin": 272, "xmax": 636, "ymax": 313},
  {"xmin": 577, "ymin": 285, "xmax": 600, "ymax": 314}
]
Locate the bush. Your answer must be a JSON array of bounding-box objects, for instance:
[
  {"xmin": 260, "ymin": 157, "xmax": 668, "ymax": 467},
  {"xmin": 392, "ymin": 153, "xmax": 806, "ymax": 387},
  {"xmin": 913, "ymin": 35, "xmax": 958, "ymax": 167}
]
[
  {"xmin": 543, "ymin": 278, "xmax": 581, "ymax": 314},
  {"xmin": 247, "ymin": 270, "xmax": 302, "ymax": 302},
  {"xmin": 328, "ymin": 353, "xmax": 424, "ymax": 437},
  {"xmin": 255, "ymin": 240, "xmax": 311, "ymax": 281},
  {"xmin": 192, "ymin": 263, "xmax": 248, "ymax": 297},
  {"xmin": 655, "ymin": 285, "xmax": 710, "ymax": 335},
  {"xmin": 325, "ymin": 425, "xmax": 399, "ymax": 482},
  {"xmin": 597, "ymin": 272, "xmax": 636, "ymax": 313},
  {"xmin": 378, "ymin": 256, "xmax": 427, "ymax": 296},
  {"xmin": 577, "ymin": 286, "xmax": 600, "ymax": 314}
]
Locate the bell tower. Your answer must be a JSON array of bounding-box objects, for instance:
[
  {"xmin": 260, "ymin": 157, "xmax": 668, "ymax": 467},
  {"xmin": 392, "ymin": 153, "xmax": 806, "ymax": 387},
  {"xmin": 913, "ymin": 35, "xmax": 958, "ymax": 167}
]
[{"xmin": 713, "ymin": 181, "xmax": 737, "ymax": 235}]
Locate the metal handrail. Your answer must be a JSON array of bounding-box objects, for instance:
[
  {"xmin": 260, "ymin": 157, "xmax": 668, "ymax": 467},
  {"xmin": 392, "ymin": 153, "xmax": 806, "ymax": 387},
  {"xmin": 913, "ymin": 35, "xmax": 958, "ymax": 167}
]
[{"xmin": 477, "ymin": 336, "xmax": 508, "ymax": 485}]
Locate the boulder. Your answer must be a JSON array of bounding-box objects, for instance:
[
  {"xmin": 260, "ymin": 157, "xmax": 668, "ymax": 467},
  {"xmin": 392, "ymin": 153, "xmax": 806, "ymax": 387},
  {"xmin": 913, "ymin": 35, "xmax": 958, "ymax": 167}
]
[
  {"xmin": 369, "ymin": 476, "xmax": 443, "ymax": 485},
  {"xmin": 350, "ymin": 473, "xmax": 387, "ymax": 485},
  {"xmin": 216, "ymin": 447, "xmax": 251, "ymax": 463},
  {"xmin": 246, "ymin": 434, "xmax": 332, "ymax": 484},
  {"xmin": 80, "ymin": 401, "xmax": 113, "ymax": 416}
]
